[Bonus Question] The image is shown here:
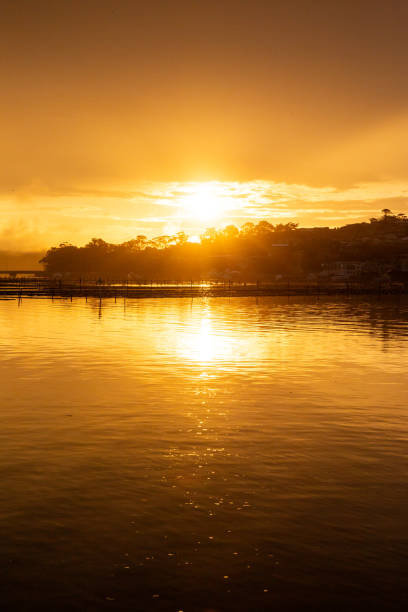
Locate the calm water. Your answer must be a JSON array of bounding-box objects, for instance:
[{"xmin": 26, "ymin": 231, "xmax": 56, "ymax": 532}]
[{"xmin": 1, "ymin": 296, "xmax": 408, "ymax": 611}]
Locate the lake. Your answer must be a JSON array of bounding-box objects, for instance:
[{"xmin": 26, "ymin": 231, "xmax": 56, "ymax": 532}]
[{"xmin": 1, "ymin": 296, "xmax": 407, "ymax": 611}]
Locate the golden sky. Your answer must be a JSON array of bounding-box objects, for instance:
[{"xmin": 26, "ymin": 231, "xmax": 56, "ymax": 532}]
[{"xmin": 1, "ymin": 0, "xmax": 408, "ymax": 250}]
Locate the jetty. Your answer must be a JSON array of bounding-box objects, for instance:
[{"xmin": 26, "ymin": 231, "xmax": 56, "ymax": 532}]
[{"xmin": 1, "ymin": 275, "xmax": 407, "ymax": 300}]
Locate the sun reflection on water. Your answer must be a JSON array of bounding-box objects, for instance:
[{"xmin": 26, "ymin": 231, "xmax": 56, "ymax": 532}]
[{"xmin": 177, "ymin": 316, "xmax": 237, "ymax": 364}]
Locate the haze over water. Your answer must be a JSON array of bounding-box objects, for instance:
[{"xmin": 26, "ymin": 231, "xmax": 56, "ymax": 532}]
[{"xmin": 1, "ymin": 296, "xmax": 408, "ymax": 611}]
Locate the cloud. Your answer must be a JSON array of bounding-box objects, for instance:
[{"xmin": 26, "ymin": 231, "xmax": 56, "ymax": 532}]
[{"xmin": 1, "ymin": 179, "xmax": 408, "ymax": 251}]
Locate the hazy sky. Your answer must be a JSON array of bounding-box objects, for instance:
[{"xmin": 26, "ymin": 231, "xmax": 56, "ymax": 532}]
[{"xmin": 2, "ymin": 0, "xmax": 408, "ymax": 250}]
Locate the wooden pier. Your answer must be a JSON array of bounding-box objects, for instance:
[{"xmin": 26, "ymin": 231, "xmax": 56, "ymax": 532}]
[{"xmin": 1, "ymin": 276, "xmax": 407, "ymax": 299}]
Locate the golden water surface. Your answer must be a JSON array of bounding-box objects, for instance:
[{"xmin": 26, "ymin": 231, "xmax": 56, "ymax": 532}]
[{"xmin": 1, "ymin": 296, "xmax": 407, "ymax": 611}]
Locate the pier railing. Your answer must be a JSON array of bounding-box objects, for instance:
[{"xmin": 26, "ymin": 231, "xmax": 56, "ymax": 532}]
[{"xmin": 1, "ymin": 276, "xmax": 407, "ymax": 299}]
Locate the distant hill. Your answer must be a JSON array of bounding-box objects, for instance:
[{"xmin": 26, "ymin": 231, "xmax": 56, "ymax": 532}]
[{"xmin": 0, "ymin": 251, "xmax": 45, "ymax": 271}]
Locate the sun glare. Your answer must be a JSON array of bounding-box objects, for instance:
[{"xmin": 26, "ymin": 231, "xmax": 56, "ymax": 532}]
[
  {"xmin": 188, "ymin": 235, "xmax": 201, "ymax": 244},
  {"xmin": 182, "ymin": 183, "xmax": 229, "ymax": 223}
]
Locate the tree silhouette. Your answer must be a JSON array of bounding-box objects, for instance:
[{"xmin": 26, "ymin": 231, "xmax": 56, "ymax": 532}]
[{"xmin": 39, "ymin": 211, "xmax": 408, "ymax": 280}]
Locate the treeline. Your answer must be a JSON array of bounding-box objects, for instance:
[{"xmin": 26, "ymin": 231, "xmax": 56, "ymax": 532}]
[{"xmin": 40, "ymin": 211, "xmax": 408, "ymax": 279}]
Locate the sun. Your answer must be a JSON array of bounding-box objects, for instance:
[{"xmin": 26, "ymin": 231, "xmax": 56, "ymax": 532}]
[
  {"xmin": 187, "ymin": 235, "xmax": 201, "ymax": 243},
  {"xmin": 182, "ymin": 183, "xmax": 227, "ymax": 223}
]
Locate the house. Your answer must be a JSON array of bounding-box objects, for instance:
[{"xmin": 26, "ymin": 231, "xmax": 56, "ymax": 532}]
[{"xmin": 321, "ymin": 261, "xmax": 364, "ymax": 279}]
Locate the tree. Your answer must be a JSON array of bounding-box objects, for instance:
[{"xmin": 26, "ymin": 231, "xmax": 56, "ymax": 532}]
[
  {"xmin": 256, "ymin": 220, "xmax": 274, "ymax": 233},
  {"xmin": 86, "ymin": 238, "xmax": 109, "ymax": 249},
  {"xmin": 275, "ymin": 222, "xmax": 298, "ymax": 232},
  {"xmin": 240, "ymin": 222, "xmax": 255, "ymax": 235},
  {"xmin": 200, "ymin": 228, "xmax": 219, "ymax": 244},
  {"xmin": 175, "ymin": 231, "xmax": 188, "ymax": 245},
  {"xmin": 148, "ymin": 235, "xmax": 171, "ymax": 249},
  {"xmin": 222, "ymin": 225, "xmax": 239, "ymax": 239}
]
